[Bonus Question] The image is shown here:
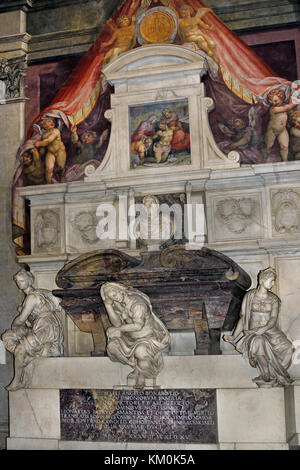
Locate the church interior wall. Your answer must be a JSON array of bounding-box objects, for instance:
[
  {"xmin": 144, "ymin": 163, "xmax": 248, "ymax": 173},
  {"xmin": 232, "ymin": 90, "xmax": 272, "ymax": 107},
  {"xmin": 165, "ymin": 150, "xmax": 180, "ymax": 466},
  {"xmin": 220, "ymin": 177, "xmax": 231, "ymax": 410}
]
[{"xmin": 1, "ymin": 0, "xmax": 300, "ymax": 450}]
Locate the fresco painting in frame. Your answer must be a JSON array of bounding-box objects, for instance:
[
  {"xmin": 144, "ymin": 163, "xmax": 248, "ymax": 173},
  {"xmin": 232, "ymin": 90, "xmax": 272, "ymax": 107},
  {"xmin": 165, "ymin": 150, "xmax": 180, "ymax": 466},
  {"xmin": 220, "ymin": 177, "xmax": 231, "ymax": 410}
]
[{"xmin": 129, "ymin": 99, "xmax": 191, "ymax": 169}]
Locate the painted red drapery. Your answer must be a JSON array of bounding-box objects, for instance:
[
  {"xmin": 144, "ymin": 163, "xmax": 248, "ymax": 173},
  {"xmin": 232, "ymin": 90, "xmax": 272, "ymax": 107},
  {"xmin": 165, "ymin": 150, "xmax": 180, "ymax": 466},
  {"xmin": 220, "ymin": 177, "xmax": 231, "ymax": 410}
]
[
  {"xmin": 173, "ymin": 0, "xmax": 288, "ymax": 100},
  {"xmin": 29, "ymin": 0, "xmax": 289, "ymax": 136},
  {"xmin": 28, "ymin": 0, "xmax": 141, "ymax": 136}
]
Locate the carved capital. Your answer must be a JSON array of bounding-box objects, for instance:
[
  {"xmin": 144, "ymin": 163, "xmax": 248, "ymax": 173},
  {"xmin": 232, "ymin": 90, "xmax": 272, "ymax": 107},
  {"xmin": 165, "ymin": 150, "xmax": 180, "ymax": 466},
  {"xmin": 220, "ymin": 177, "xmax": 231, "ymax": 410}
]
[{"xmin": 0, "ymin": 55, "xmax": 27, "ymax": 101}]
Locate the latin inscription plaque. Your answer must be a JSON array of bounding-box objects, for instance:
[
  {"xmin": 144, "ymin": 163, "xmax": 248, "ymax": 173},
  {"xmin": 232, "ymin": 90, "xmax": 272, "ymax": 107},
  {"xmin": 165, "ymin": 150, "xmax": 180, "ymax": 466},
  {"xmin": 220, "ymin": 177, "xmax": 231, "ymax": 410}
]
[{"xmin": 60, "ymin": 389, "xmax": 217, "ymax": 443}]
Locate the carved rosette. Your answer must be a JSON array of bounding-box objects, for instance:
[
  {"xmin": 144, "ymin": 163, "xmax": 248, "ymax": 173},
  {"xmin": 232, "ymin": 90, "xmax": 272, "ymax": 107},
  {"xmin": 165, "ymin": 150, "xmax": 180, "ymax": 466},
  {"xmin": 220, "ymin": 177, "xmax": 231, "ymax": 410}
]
[{"xmin": 0, "ymin": 55, "xmax": 27, "ymax": 100}]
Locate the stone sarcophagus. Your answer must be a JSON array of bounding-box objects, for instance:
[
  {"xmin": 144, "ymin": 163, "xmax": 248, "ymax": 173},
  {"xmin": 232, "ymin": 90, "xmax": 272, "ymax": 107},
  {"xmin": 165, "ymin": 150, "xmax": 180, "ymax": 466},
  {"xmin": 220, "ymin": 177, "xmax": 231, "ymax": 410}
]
[{"xmin": 54, "ymin": 245, "xmax": 251, "ymax": 356}]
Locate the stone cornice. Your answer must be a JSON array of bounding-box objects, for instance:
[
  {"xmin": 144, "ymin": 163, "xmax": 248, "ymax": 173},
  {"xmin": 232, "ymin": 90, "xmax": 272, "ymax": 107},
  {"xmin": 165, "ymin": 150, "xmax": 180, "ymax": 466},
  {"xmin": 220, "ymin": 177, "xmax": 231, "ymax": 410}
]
[
  {"xmin": 0, "ymin": 33, "xmax": 31, "ymax": 57},
  {"xmin": 0, "ymin": 0, "xmax": 33, "ymax": 13},
  {"xmin": 30, "ymin": 0, "xmax": 91, "ymax": 11},
  {"xmin": 0, "ymin": 33, "xmax": 31, "ymax": 45},
  {"xmin": 27, "ymin": 27, "xmax": 99, "ymax": 61},
  {"xmin": 209, "ymin": 0, "xmax": 299, "ymax": 15},
  {"xmin": 0, "ymin": 0, "xmax": 294, "ymax": 15},
  {"xmin": 28, "ymin": 27, "xmax": 98, "ymax": 45},
  {"xmin": 210, "ymin": 0, "xmax": 300, "ymax": 32},
  {"xmin": 0, "ymin": 0, "xmax": 87, "ymax": 13}
]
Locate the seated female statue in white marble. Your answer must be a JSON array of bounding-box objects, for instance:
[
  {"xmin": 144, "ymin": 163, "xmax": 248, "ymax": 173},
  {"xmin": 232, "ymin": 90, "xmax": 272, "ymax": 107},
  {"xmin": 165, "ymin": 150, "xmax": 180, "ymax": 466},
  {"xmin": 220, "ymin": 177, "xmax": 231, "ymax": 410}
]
[
  {"xmin": 101, "ymin": 282, "xmax": 170, "ymax": 389},
  {"xmin": 1, "ymin": 269, "xmax": 64, "ymax": 391},
  {"xmin": 224, "ymin": 267, "xmax": 294, "ymax": 387}
]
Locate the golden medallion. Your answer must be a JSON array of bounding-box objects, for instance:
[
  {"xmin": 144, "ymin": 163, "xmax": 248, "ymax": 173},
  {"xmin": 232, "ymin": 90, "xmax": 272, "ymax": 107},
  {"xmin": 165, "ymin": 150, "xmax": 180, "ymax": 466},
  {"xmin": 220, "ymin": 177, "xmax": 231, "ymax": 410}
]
[{"xmin": 136, "ymin": 7, "xmax": 178, "ymax": 45}]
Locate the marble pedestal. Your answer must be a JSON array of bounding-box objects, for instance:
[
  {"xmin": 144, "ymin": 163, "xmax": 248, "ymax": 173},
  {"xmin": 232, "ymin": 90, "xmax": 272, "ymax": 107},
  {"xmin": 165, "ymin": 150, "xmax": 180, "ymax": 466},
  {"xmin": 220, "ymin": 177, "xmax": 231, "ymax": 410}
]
[{"xmin": 6, "ymin": 355, "xmax": 300, "ymax": 450}]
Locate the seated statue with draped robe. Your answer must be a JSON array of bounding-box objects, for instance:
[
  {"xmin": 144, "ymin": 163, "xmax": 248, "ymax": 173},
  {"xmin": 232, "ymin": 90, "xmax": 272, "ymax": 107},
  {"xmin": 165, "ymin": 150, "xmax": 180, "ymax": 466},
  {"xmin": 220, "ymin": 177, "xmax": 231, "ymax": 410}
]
[
  {"xmin": 224, "ymin": 267, "xmax": 294, "ymax": 387},
  {"xmin": 101, "ymin": 282, "xmax": 170, "ymax": 389}
]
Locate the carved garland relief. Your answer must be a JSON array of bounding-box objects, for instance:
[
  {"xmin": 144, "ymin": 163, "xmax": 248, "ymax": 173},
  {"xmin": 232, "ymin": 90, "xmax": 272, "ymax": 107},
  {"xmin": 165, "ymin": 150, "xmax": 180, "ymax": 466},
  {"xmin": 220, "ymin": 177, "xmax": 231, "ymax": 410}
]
[
  {"xmin": 271, "ymin": 189, "xmax": 300, "ymax": 234},
  {"xmin": 215, "ymin": 197, "xmax": 260, "ymax": 235},
  {"xmin": 34, "ymin": 209, "xmax": 60, "ymax": 252}
]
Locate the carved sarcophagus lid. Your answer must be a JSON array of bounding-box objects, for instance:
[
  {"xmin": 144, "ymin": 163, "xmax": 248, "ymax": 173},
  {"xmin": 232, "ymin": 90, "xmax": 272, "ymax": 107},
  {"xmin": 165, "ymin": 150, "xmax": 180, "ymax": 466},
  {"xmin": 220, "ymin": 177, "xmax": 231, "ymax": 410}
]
[
  {"xmin": 54, "ymin": 245, "xmax": 251, "ymax": 356},
  {"xmin": 56, "ymin": 249, "xmax": 141, "ymax": 289}
]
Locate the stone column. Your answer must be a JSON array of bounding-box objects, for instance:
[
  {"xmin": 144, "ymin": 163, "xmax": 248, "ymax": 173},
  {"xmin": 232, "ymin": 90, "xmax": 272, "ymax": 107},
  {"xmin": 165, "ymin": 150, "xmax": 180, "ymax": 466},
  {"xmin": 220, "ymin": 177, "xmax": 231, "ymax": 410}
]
[{"xmin": 0, "ymin": 2, "xmax": 30, "ymax": 446}]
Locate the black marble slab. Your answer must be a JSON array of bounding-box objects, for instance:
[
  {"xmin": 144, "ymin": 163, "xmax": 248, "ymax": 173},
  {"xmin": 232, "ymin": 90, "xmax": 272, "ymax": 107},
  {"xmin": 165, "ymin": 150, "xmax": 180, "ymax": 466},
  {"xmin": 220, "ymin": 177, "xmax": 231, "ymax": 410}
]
[
  {"xmin": 54, "ymin": 246, "xmax": 251, "ymax": 356},
  {"xmin": 60, "ymin": 389, "xmax": 218, "ymax": 444}
]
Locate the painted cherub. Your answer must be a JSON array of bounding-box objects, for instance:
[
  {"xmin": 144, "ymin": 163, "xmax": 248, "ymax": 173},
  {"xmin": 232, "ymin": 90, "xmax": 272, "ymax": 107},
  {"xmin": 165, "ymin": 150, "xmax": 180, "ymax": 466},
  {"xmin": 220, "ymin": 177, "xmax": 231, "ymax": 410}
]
[
  {"xmin": 102, "ymin": 15, "xmax": 137, "ymax": 67},
  {"xmin": 71, "ymin": 125, "xmax": 109, "ymax": 164},
  {"xmin": 289, "ymin": 110, "xmax": 300, "ymax": 160},
  {"xmin": 178, "ymin": 4, "xmax": 218, "ymax": 63},
  {"xmin": 131, "ymin": 135, "xmax": 155, "ymax": 165},
  {"xmin": 264, "ymin": 88, "xmax": 298, "ymax": 162},
  {"xmin": 34, "ymin": 117, "xmax": 67, "ymax": 183},
  {"xmin": 218, "ymin": 117, "xmax": 255, "ymax": 151},
  {"xmin": 22, "ymin": 147, "xmax": 45, "ymax": 186}
]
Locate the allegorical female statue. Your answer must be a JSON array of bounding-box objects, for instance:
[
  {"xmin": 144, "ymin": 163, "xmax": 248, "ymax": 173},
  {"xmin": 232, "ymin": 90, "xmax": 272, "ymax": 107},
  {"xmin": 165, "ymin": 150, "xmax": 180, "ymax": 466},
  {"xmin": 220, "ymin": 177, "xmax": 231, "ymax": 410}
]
[
  {"xmin": 1, "ymin": 269, "xmax": 64, "ymax": 391},
  {"xmin": 224, "ymin": 267, "xmax": 294, "ymax": 387},
  {"xmin": 101, "ymin": 282, "xmax": 170, "ymax": 389}
]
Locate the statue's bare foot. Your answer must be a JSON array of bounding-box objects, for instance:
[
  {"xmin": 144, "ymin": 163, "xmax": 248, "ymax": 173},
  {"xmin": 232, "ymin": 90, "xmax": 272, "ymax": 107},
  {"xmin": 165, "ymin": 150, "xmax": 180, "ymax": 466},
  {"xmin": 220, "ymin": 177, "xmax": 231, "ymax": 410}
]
[
  {"xmin": 274, "ymin": 377, "xmax": 294, "ymax": 387},
  {"xmin": 22, "ymin": 371, "xmax": 31, "ymax": 389},
  {"xmin": 127, "ymin": 369, "xmax": 139, "ymax": 380},
  {"xmin": 253, "ymin": 376, "xmax": 276, "ymax": 387},
  {"xmin": 134, "ymin": 374, "xmax": 145, "ymax": 390},
  {"xmin": 223, "ymin": 334, "xmax": 235, "ymax": 344},
  {"xmin": 6, "ymin": 381, "xmax": 24, "ymax": 392},
  {"xmin": 253, "ymin": 375, "xmax": 269, "ymax": 382}
]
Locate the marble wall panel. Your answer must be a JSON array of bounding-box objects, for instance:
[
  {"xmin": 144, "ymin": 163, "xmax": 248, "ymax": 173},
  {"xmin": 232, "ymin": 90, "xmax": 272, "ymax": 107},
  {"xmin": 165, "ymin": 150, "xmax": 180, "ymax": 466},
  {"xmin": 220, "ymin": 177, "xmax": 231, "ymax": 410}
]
[
  {"xmin": 0, "ymin": 98, "xmax": 27, "ymax": 433},
  {"xmin": 7, "ymin": 438, "xmax": 59, "ymax": 450},
  {"xmin": 0, "ymin": 10, "xmax": 26, "ymax": 37},
  {"xmin": 66, "ymin": 203, "xmax": 114, "ymax": 253},
  {"xmin": 285, "ymin": 386, "xmax": 297, "ymax": 444},
  {"xmin": 9, "ymin": 389, "xmax": 60, "ymax": 439},
  {"xmin": 227, "ymin": 253, "xmax": 271, "ymax": 289},
  {"xmin": 31, "ymin": 206, "xmax": 64, "ymax": 255},
  {"xmin": 206, "ymin": 190, "xmax": 266, "ymax": 243},
  {"xmin": 0, "ymin": 341, "xmax": 6, "ymax": 365},
  {"xmin": 217, "ymin": 388, "xmax": 287, "ymax": 444},
  {"xmin": 275, "ymin": 256, "xmax": 300, "ymax": 334},
  {"xmin": 270, "ymin": 187, "xmax": 300, "ymax": 239},
  {"xmin": 294, "ymin": 386, "xmax": 300, "ymax": 442}
]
